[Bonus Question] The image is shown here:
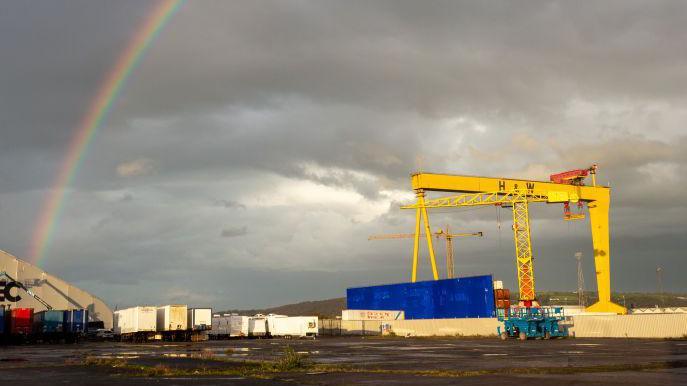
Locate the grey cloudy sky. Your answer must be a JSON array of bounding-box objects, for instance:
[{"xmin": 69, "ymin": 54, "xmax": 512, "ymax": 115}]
[{"xmin": 1, "ymin": 0, "xmax": 686, "ymax": 309}]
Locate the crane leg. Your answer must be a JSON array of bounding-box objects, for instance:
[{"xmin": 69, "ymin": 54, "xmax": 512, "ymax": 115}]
[
  {"xmin": 417, "ymin": 192, "xmax": 439, "ymax": 280},
  {"xmin": 446, "ymin": 237, "xmax": 454, "ymax": 279},
  {"xmin": 585, "ymin": 196, "xmax": 626, "ymax": 314},
  {"xmin": 512, "ymin": 201, "xmax": 535, "ymax": 301},
  {"xmin": 412, "ymin": 205, "xmax": 421, "ymax": 282}
]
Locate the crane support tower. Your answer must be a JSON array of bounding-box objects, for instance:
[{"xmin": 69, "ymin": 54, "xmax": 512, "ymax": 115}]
[{"xmin": 401, "ymin": 165, "xmax": 626, "ymax": 315}]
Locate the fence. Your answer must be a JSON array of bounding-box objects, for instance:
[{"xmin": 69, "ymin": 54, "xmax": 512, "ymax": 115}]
[
  {"xmin": 569, "ymin": 314, "xmax": 687, "ymax": 338},
  {"xmin": 319, "ymin": 319, "xmax": 383, "ymax": 336}
]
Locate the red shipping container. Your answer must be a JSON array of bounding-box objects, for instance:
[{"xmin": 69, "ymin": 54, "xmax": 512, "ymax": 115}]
[
  {"xmin": 11, "ymin": 308, "xmax": 34, "ymax": 335},
  {"xmin": 503, "ymin": 289, "xmax": 510, "ymax": 300}
]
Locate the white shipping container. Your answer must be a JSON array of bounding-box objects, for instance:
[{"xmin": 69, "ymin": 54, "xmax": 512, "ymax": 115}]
[
  {"xmin": 157, "ymin": 305, "xmax": 188, "ymax": 331},
  {"xmin": 266, "ymin": 315, "xmax": 318, "ymax": 338},
  {"xmin": 188, "ymin": 308, "xmax": 212, "ymax": 331},
  {"xmin": 341, "ymin": 309, "xmax": 405, "ymax": 321},
  {"xmin": 493, "ymin": 280, "xmax": 504, "ymax": 290},
  {"xmin": 248, "ymin": 315, "xmax": 267, "ymax": 337},
  {"xmin": 114, "ymin": 306, "xmax": 157, "ymax": 335}
]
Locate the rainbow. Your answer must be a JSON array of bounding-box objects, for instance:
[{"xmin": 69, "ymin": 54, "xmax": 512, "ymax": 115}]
[{"xmin": 29, "ymin": 0, "xmax": 184, "ymax": 265}]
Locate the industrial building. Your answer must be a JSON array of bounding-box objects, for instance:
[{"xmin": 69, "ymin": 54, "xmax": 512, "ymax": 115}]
[{"xmin": 0, "ymin": 249, "xmax": 113, "ymax": 329}]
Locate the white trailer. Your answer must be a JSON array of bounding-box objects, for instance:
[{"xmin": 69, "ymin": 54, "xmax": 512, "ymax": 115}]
[
  {"xmin": 114, "ymin": 306, "xmax": 157, "ymax": 342},
  {"xmin": 157, "ymin": 305, "xmax": 188, "ymax": 331},
  {"xmin": 188, "ymin": 308, "xmax": 212, "ymax": 331},
  {"xmin": 266, "ymin": 314, "xmax": 318, "ymax": 338},
  {"xmin": 210, "ymin": 314, "xmax": 249, "ymax": 339},
  {"xmin": 211, "ymin": 314, "xmax": 229, "ymax": 338},
  {"xmin": 248, "ymin": 315, "xmax": 267, "ymax": 337},
  {"xmin": 230, "ymin": 315, "xmax": 250, "ymax": 337}
]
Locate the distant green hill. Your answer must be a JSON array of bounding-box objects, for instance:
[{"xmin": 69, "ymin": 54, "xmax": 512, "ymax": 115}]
[{"xmin": 222, "ymin": 297, "xmax": 346, "ymax": 318}]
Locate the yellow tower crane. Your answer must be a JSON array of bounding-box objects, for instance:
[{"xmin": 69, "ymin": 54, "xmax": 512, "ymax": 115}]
[
  {"xmin": 400, "ymin": 165, "xmax": 626, "ymax": 314},
  {"xmin": 368, "ymin": 227, "xmax": 483, "ymax": 279}
]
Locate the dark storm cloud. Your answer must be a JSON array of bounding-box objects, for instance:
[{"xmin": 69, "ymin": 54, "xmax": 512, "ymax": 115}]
[{"xmin": 1, "ymin": 0, "xmax": 687, "ymax": 308}]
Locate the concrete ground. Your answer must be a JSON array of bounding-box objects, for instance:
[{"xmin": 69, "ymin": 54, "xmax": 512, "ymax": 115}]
[{"xmin": 1, "ymin": 337, "xmax": 686, "ymax": 385}]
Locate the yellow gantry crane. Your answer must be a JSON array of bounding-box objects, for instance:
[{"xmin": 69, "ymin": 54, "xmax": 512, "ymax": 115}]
[
  {"xmin": 368, "ymin": 227, "xmax": 483, "ymax": 279},
  {"xmin": 400, "ymin": 165, "xmax": 626, "ymax": 314}
]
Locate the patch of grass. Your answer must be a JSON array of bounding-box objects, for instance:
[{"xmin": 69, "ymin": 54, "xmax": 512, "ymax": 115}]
[
  {"xmin": 261, "ymin": 346, "xmax": 311, "ymax": 372},
  {"xmin": 82, "ymin": 356, "xmax": 128, "ymax": 368}
]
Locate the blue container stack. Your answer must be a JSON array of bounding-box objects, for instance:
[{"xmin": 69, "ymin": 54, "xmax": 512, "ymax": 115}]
[
  {"xmin": 34, "ymin": 310, "xmax": 65, "ymax": 333},
  {"xmin": 64, "ymin": 309, "xmax": 88, "ymax": 333},
  {"xmin": 0, "ymin": 306, "xmax": 5, "ymax": 335},
  {"xmin": 347, "ymin": 275, "xmax": 496, "ymax": 319}
]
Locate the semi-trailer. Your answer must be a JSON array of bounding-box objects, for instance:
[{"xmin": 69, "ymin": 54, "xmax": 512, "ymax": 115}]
[
  {"xmin": 157, "ymin": 305, "xmax": 189, "ymax": 341},
  {"xmin": 10, "ymin": 308, "xmax": 33, "ymax": 343},
  {"xmin": 33, "ymin": 310, "xmax": 65, "ymax": 342},
  {"xmin": 187, "ymin": 308, "xmax": 212, "ymax": 341},
  {"xmin": 157, "ymin": 305, "xmax": 187, "ymax": 331},
  {"xmin": 187, "ymin": 308, "xmax": 212, "ymax": 331},
  {"xmin": 210, "ymin": 314, "xmax": 249, "ymax": 339},
  {"xmin": 0, "ymin": 306, "xmax": 5, "ymax": 336},
  {"xmin": 248, "ymin": 315, "xmax": 268, "ymax": 337},
  {"xmin": 64, "ymin": 309, "xmax": 88, "ymax": 342},
  {"xmin": 114, "ymin": 306, "xmax": 157, "ymax": 342},
  {"xmin": 266, "ymin": 314, "xmax": 318, "ymax": 338},
  {"xmin": 231, "ymin": 315, "xmax": 250, "ymax": 337},
  {"xmin": 210, "ymin": 314, "xmax": 229, "ymax": 338}
]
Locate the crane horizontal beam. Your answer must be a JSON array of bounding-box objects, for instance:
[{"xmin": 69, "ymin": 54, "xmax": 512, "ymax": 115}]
[
  {"xmin": 411, "ymin": 173, "xmax": 607, "ymax": 202},
  {"xmin": 401, "ymin": 190, "xmax": 550, "ymax": 210},
  {"xmin": 369, "ymin": 232, "xmax": 482, "ymax": 240}
]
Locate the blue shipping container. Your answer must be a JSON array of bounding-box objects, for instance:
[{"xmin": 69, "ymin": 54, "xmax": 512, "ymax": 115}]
[
  {"xmin": 0, "ymin": 306, "xmax": 5, "ymax": 334},
  {"xmin": 34, "ymin": 310, "xmax": 65, "ymax": 333},
  {"xmin": 64, "ymin": 309, "xmax": 88, "ymax": 333},
  {"xmin": 347, "ymin": 275, "xmax": 495, "ymax": 319}
]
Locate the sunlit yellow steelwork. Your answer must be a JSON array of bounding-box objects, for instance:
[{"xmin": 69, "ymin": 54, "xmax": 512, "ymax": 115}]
[
  {"xmin": 403, "ymin": 190, "xmax": 539, "ymax": 300},
  {"xmin": 403, "ymin": 172, "xmax": 626, "ymax": 315},
  {"xmin": 409, "ymin": 191, "xmax": 439, "ymax": 282}
]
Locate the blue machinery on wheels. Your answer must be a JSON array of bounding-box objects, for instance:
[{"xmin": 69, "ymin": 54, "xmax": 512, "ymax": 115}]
[{"xmin": 497, "ymin": 307, "xmax": 569, "ymax": 340}]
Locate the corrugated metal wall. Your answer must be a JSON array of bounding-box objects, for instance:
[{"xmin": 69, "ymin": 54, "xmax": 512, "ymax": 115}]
[
  {"xmin": 347, "ymin": 275, "xmax": 495, "ymax": 319},
  {"xmin": 322, "ymin": 314, "xmax": 687, "ymax": 338},
  {"xmin": 569, "ymin": 314, "xmax": 687, "ymax": 338}
]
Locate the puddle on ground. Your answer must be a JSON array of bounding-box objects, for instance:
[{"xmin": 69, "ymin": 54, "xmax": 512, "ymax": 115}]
[
  {"xmin": 482, "ymin": 353, "xmax": 508, "ymax": 356},
  {"xmin": 558, "ymin": 351, "xmax": 585, "ymax": 354},
  {"xmin": 574, "ymin": 343, "xmax": 601, "ymax": 347},
  {"xmin": 93, "ymin": 355, "xmax": 140, "ymax": 359}
]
